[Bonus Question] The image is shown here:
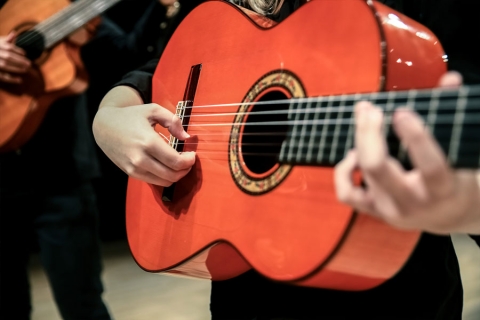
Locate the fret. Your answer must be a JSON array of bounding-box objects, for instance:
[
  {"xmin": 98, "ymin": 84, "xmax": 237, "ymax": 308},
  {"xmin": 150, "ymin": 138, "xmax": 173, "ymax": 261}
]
[
  {"xmin": 286, "ymin": 100, "xmax": 303, "ymax": 162},
  {"xmin": 448, "ymin": 87, "xmax": 469, "ymax": 165},
  {"xmin": 279, "ymin": 100, "xmax": 297, "ymax": 161},
  {"xmin": 343, "ymin": 93, "xmax": 361, "ymax": 157},
  {"xmin": 305, "ymin": 97, "xmax": 326, "ymax": 163},
  {"xmin": 369, "ymin": 91, "xmax": 379, "ymax": 107},
  {"xmin": 295, "ymin": 98, "xmax": 315, "ymax": 163},
  {"xmin": 396, "ymin": 90, "xmax": 417, "ymax": 162},
  {"xmin": 315, "ymin": 95, "xmax": 334, "ymax": 163},
  {"xmin": 383, "ymin": 91, "xmax": 396, "ymax": 138},
  {"xmin": 406, "ymin": 89, "xmax": 417, "ymax": 110},
  {"xmin": 426, "ymin": 88, "xmax": 441, "ymax": 135},
  {"xmin": 329, "ymin": 95, "xmax": 347, "ymax": 163}
]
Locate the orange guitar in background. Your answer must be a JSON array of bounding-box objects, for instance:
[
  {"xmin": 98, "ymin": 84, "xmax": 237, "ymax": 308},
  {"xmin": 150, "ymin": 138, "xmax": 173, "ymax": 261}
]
[
  {"xmin": 0, "ymin": 0, "xmax": 121, "ymax": 152},
  {"xmin": 126, "ymin": 0, "xmax": 480, "ymax": 291}
]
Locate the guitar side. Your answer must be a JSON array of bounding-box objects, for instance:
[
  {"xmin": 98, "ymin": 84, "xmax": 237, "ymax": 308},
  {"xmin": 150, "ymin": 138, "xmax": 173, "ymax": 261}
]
[
  {"xmin": 126, "ymin": 0, "xmax": 445, "ymax": 290},
  {"xmin": 0, "ymin": 0, "xmax": 90, "ymax": 152}
]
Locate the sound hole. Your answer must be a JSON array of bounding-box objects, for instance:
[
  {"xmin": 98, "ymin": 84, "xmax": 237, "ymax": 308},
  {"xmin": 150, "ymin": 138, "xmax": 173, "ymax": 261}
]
[
  {"xmin": 15, "ymin": 29, "xmax": 45, "ymax": 61},
  {"xmin": 242, "ymin": 91, "xmax": 289, "ymax": 175}
]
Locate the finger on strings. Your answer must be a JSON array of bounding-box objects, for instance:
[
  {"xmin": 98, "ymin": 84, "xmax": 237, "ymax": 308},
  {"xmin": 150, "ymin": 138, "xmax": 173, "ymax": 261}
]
[
  {"xmin": 148, "ymin": 103, "xmax": 190, "ymax": 140},
  {"xmin": 335, "ymin": 150, "xmax": 375, "ymax": 213},
  {"xmin": 145, "ymin": 154, "xmax": 192, "ymax": 183},
  {"xmin": 392, "ymin": 108, "xmax": 453, "ymax": 198},
  {"xmin": 146, "ymin": 133, "xmax": 196, "ymax": 172},
  {"xmin": 438, "ymin": 71, "xmax": 462, "ymax": 88},
  {"xmin": 354, "ymin": 101, "xmax": 388, "ymax": 175},
  {"xmin": 354, "ymin": 103, "xmax": 418, "ymax": 206},
  {"xmin": 169, "ymin": 112, "xmax": 191, "ymax": 140}
]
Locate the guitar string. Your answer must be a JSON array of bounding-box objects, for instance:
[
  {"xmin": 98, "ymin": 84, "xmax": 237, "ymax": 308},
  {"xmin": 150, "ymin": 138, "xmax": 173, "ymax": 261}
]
[
  {"xmin": 181, "ymin": 130, "xmax": 479, "ymax": 144},
  {"xmin": 159, "ymin": 131, "xmax": 480, "ymax": 139},
  {"xmin": 181, "ymin": 96, "xmax": 480, "ymax": 120},
  {"xmin": 164, "ymin": 106, "xmax": 480, "ymax": 160},
  {"xmin": 167, "ymin": 90, "xmax": 480, "ymax": 159},
  {"xmin": 173, "ymin": 152, "xmax": 480, "ymax": 161},
  {"xmin": 164, "ymin": 122, "xmax": 480, "ymax": 159},
  {"xmin": 178, "ymin": 111, "xmax": 480, "ymax": 128},
  {"xmin": 158, "ymin": 151, "xmax": 480, "ymax": 164},
  {"xmin": 173, "ymin": 135, "xmax": 480, "ymax": 145},
  {"xmin": 174, "ymin": 85, "xmax": 480, "ymax": 111}
]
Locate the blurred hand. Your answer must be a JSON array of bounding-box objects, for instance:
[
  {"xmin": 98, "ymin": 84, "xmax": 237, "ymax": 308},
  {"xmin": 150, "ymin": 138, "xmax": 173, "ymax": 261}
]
[
  {"xmin": 93, "ymin": 86, "xmax": 196, "ymax": 187},
  {"xmin": 158, "ymin": 0, "xmax": 178, "ymax": 5},
  {"xmin": 334, "ymin": 72, "xmax": 480, "ymax": 235},
  {"xmin": 158, "ymin": 0, "xmax": 180, "ymax": 17},
  {"xmin": 0, "ymin": 32, "xmax": 31, "ymax": 84}
]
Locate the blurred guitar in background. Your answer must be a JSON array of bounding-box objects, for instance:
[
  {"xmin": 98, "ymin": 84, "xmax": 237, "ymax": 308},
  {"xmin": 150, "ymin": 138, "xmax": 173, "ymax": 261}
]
[{"xmin": 0, "ymin": 0, "xmax": 120, "ymax": 152}]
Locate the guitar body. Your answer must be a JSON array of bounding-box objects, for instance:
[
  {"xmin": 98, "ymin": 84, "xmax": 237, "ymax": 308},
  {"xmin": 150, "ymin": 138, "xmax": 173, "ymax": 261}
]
[
  {"xmin": 126, "ymin": 0, "xmax": 447, "ymax": 290},
  {"xmin": 0, "ymin": 0, "xmax": 91, "ymax": 152}
]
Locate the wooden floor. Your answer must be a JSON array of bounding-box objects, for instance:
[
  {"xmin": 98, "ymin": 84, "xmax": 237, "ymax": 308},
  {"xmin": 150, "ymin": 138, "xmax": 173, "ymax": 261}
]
[{"xmin": 30, "ymin": 235, "xmax": 480, "ymax": 320}]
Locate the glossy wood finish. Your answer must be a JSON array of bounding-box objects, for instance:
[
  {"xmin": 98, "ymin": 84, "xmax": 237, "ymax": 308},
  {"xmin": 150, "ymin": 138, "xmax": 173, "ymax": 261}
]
[
  {"xmin": 0, "ymin": 0, "xmax": 91, "ymax": 152},
  {"xmin": 126, "ymin": 0, "xmax": 446, "ymax": 290}
]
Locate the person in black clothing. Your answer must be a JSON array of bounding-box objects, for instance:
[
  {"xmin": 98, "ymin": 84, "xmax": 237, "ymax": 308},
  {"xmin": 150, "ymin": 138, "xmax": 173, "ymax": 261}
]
[
  {"xmin": 0, "ymin": 1, "xmax": 179, "ymax": 319},
  {"xmin": 92, "ymin": 0, "xmax": 480, "ymax": 319}
]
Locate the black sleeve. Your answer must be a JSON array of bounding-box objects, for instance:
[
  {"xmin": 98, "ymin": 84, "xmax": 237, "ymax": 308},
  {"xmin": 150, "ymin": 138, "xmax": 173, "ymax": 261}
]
[
  {"xmin": 470, "ymin": 235, "xmax": 480, "ymax": 248},
  {"xmin": 113, "ymin": 58, "xmax": 159, "ymax": 104}
]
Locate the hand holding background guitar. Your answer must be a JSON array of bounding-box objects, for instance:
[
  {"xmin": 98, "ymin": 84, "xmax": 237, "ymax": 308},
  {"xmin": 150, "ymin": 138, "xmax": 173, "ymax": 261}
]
[
  {"xmin": 0, "ymin": 32, "xmax": 31, "ymax": 84},
  {"xmin": 335, "ymin": 71, "xmax": 480, "ymax": 235}
]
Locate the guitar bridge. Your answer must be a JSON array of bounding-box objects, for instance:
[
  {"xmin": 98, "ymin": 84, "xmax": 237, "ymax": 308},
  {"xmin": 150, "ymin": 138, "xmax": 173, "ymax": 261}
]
[{"xmin": 162, "ymin": 64, "xmax": 202, "ymax": 202}]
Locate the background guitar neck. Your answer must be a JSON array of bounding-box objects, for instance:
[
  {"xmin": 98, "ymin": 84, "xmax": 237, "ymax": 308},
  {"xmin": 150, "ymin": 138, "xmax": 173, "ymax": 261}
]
[
  {"xmin": 38, "ymin": 0, "xmax": 121, "ymax": 48},
  {"xmin": 14, "ymin": 0, "xmax": 121, "ymax": 59}
]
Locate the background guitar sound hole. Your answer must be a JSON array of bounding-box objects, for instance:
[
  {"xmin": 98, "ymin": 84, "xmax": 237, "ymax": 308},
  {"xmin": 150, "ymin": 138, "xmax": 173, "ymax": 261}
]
[{"xmin": 242, "ymin": 91, "xmax": 289, "ymax": 175}]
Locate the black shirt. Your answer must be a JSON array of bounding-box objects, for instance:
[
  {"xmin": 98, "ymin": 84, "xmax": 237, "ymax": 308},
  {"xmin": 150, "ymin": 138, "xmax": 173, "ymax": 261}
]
[{"xmin": 115, "ymin": 1, "xmax": 480, "ymax": 319}]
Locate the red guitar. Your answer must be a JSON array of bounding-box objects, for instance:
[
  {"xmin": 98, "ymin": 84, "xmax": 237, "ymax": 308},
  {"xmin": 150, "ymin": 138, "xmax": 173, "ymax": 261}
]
[{"xmin": 126, "ymin": 0, "xmax": 480, "ymax": 290}]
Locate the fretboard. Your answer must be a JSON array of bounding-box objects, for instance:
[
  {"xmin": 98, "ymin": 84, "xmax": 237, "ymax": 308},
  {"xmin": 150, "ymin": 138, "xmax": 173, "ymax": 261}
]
[{"xmin": 278, "ymin": 85, "xmax": 480, "ymax": 168}]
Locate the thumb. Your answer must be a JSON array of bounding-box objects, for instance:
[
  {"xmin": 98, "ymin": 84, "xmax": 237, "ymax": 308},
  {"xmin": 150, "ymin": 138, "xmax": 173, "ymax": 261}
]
[
  {"xmin": 168, "ymin": 114, "xmax": 190, "ymax": 140},
  {"xmin": 147, "ymin": 103, "xmax": 190, "ymax": 140}
]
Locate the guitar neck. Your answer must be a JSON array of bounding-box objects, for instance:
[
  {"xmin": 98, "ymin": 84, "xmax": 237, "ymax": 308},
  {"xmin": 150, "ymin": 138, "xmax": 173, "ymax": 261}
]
[
  {"xmin": 278, "ymin": 85, "xmax": 480, "ymax": 168},
  {"xmin": 33, "ymin": 0, "xmax": 121, "ymax": 48}
]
